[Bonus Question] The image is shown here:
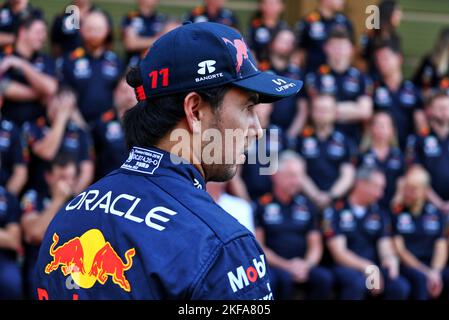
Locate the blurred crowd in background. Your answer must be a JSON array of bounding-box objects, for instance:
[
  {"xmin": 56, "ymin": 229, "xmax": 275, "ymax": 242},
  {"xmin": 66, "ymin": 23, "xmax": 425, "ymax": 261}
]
[{"xmin": 0, "ymin": 0, "xmax": 449, "ymax": 300}]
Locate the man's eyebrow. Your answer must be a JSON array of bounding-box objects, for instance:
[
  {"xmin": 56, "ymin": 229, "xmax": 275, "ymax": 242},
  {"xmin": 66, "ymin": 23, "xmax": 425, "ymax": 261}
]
[{"xmin": 247, "ymin": 93, "xmax": 259, "ymax": 105}]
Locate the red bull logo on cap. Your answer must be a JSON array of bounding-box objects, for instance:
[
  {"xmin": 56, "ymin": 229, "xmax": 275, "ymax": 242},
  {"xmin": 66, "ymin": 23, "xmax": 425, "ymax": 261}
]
[
  {"xmin": 45, "ymin": 229, "xmax": 135, "ymax": 292},
  {"xmin": 222, "ymin": 37, "xmax": 257, "ymax": 75}
]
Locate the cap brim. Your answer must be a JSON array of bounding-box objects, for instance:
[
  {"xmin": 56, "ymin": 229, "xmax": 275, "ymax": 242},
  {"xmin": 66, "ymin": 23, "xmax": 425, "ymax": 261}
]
[{"xmin": 231, "ymin": 71, "xmax": 303, "ymax": 103}]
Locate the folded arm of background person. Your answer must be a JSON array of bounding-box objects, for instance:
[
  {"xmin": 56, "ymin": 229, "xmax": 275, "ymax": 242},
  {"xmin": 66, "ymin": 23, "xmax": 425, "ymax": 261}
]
[
  {"xmin": 378, "ymin": 237, "xmax": 399, "ymax": 278},
  {"xmin": 287, "ymin": 98, "xmax": 308, "ymax": 138},
  {"xmin": 0, "ymin": 223, "xmax": 21, "ymax": 252},
  {"xmin": 123, "ymin": 27, "xmax": 160, "ymax": 53},
  {"xmin": 74, "ymin": 160, "xmax": 94, "ymax": 195},
  {"xmin": 1, "ymin": 80, "xmax": 39, "ymax": 101},
  {"xmin": 0, "ymin": 56, "xmax": 57, "ymax": 99},
  {"xmin": 21, "ymin": 190, "xmax": 68, "ymax": 245},
  {"xmin": 6, "ymin": 164, "xmax": 27, "ymax": 196},
  {"xmin": 427, "ymin": 188, "xmax": 449, "ymax": 213},
  {"xmin": 335, "ymin": 96, "xmax": 373, "ymax": 123},
  {"xmin": 303, "ymin": 230, "xmax": 324, "ymax": 268},
  {"xmin": 327, "ymin": 235, "xmax": 373, "ymax": 272},
  {"xmin": 329, "ymin": 163, "xmax": 356, "ymax": 199},
  {"xmin": 31, "ymin": 109, "xmax": 71, "ymax": 161},
  {"xmin": 431, "ymin": 239, "xmax": 448, "ymax": 272}
]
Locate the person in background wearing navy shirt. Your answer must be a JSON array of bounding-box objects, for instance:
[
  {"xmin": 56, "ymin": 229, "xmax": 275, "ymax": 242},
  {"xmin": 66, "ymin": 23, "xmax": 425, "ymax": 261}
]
[
  {"xmin": 306, "ymin": 27, "xmax": 373, "ymax": 147},
  {"xmin": 266, "ymin": 29, "xmax": 307, "ymax": 139},
  {"xmin": 22, "ymin": 87, "xmax": 94, "ymax": 196},
  {"xmin": 0, "ymin": 116, "xmax": 27, "ymax": 196},
  {"xmin": 91, "ymin": 77, "xmax": 135, "ymax": 180},
  {"xmin": 0, "ymin": 186, "xmax": 22, "ymax": 299},
  {"xmin": 255, "ymin": 151, "xmax": 334, "ymax": 299},
  {"xmin": 59, "ymin": 10, "xmax": 123, "ymax": 126},
  {"xmin": 21, "ymin": 153, "xmax": 77, "ymax": 298},
  {"xmin": 391, "ymin": 165, "xmax": 449, "ymax": 300},
  {"xmin": 50, "ymin": 0, "xmax": 113, "ymax": 58},
  {"xmin": 294, "ymin": 0, "xmax": 353, "ymax": 73},
  {"xmin": 122, "ymin": 0, "xmax": 167, "ymax": 67},
  {"xmin": 407, "ymin": 92, "xmax": 449, "ymax": 214},
  {"xmin": 0, "ymin": 0, "xmax": 42, "ymax": 49},
  {"xmin": 373, "ymin": 41, "xmax": 427, "ymax": 150},
  {"xmin": 323, "ymin": 166, "xmax": 410, "ymax": 300},
  {"xmin": 358, "ymin": 112, "xmax": 404, "ymax": 210},
  {"xmin": 247, "ymin": 0, "xmax": 287, "ymax": 71},
  {"xmin": 0, "ymin": 15, "xmax": 57, "ymax": 127},
  {"xmin": 296, "ymin": 93, "xmax": 356, "ymax": 210},
  {"xmin": 186, "ymin": 0, "xmax": 239, "ymax": 28}
]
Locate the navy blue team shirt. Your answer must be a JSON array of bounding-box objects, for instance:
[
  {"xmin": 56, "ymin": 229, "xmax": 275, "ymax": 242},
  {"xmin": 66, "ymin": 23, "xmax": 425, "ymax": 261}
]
[
  {"xmin": 35, "ymin": 146, "xmax": 273, "ymax": 300},
  {"xmin": 296, "ymin": 127, "xmax": 356, "ymax": 192},
  {"xmin": 391, "ymin": 202, "xmax": 447, "ymax": 266},
  {"xmin": 323, "ymin": 199, "xmax": 391, "ymax": 264},
  {"xmin": 358, "ymin": 147, "xmax": 405, "ymax": 210},
  {"xmin": 373, "ymin": 80, "xmax": 422, "ymax": 149},
  {"xmin": 296, "ymin": 11, "xmax": 353, "ymax": 73},
  {"xmin": 91, "ymin": 109, "xmax": 128, "ymax": 179},
  {"xmin": 305, "ymin": 65, "xmax": 372, "ymax": 144},
  {"xmin": 0, "ymin": 119, "xmax": 27, "ymax": 187},
  {"xmin": 407, "ymin": 130, "xmax": 449, "ymax": 201},
  {"xmin": 59, "ymin": 47, "xmax": 123, "ymax": 124},
  {"xmin": 1, "ymin": 50, "xmax": 56, "ymax": 126},
  {"xmin": 0, "ymin": 186, "xmax": 21, "ymax": 261},
  {"xmin": 255, "ymin": 193, "xmax": 319, "ymax": 259}
]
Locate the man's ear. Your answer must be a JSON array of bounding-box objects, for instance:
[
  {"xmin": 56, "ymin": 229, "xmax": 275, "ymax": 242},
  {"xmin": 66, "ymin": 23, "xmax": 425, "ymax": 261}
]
[{"xmin": 183, "ymin": 92, "xmax": 207, "ymax": 134}]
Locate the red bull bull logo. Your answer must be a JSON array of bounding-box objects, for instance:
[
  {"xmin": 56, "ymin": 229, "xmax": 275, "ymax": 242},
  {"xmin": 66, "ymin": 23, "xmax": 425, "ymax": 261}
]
[
  {"xmin": 45, "ymin": 229, "xmax": 136, "ymax": 292},
  {"xmin": 222, "ymin": 37, "xmax": 257, "ymax": 74}
]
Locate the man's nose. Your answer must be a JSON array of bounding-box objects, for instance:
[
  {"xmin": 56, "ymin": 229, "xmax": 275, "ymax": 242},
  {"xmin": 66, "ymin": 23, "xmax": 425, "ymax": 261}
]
[{"xmin": 249, "ymin": 109, "xmax": 263, "ymax": 140}]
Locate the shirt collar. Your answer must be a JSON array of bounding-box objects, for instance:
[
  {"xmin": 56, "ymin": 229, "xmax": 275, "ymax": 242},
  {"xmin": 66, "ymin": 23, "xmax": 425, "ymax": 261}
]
[{"xmin": 120, "ymin": 146, "xmax": 206, "ymax": 190}]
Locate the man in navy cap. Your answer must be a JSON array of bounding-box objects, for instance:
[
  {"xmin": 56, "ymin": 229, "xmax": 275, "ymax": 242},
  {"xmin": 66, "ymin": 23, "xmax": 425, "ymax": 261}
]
[{"xmin": 35, "ymin": 21, "xmax": 302, "ymax": 300}]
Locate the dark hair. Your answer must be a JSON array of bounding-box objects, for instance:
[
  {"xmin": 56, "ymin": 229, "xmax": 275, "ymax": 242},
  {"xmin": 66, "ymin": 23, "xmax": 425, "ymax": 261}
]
[
  {"xmin": 16, "ymin": 15, "xmax": 45, "ymax": 36},
  {"xmin": 326, "ymin": 26, "xmax": 353, "ymax": 44},
  {"xmin": 123, "ymin": 67, "xmax": 230, "ymax": 150},
  {"xmin": 356, "ymin": 165, "xmax": 384, "ymax": 182},
  {"xmin": 374, "ymin": 38, "xmax": 402, "ymax": 55},
  {"xmin": 269, "ymin": 26, "xmax": 294, "ymax": 46},
  {"xmin": 426, "ymin": 90, "xmax": 449, "ymax": 108},
  {"xmin": 49, "ymin": 152, "xmax": 79, "ymax": 174},
  {"xmin": 379, "ymin": 0, "xmax": 399, "ymax": 34},
  {"xmin": 55, "ymin": 85, "xmax": 77, "ymax": 98}
]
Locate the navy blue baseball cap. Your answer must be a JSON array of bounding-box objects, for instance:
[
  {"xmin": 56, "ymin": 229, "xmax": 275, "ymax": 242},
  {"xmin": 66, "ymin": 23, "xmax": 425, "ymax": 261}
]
[{"xmin": 135, "ymin": 21, "xmax": 303, "ymax": 103}]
